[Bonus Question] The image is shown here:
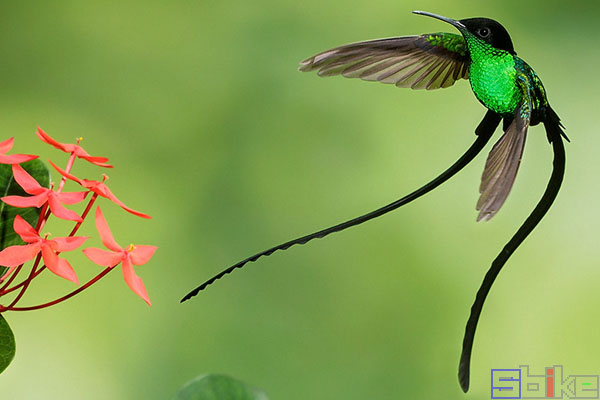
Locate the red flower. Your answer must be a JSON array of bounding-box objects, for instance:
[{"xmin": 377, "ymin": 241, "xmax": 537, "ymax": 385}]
[
  {"xmin": 0, "ymin": 137, "xmax": 38, "ymax": 164},
  {"xmin": 2, "ymin": 164, "xmax": 88, "ymax": 221},
  {"xmin": 83, "ymin": 207, "xmax": 155, "ymax": 305},
  {"xmin": 0, "ymin": 215, "xmax": 86, "ymax": 283},
  {"xmin": 49, "ymin": 161, "xmax": 151, "ymax": 219},
  {"xmin": 37, "ymin": 127, "xmax": 113, "ymax": 168}
]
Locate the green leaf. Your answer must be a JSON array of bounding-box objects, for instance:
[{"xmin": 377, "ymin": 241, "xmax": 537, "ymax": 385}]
[
  {"xmin": 0, "ymin": 159, "xmax": 50, "ymax": 276},
  {"xmin": 174, "ymin": 374, "xmax": 269, "ymax": 400},
  {"xmin": 0, "ymin": 314, "xmax": 16, "ymax": 375}
]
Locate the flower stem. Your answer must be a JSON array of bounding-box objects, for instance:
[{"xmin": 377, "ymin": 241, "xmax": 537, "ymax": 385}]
[
  {"xmin": 36, "ymin": 203, "xmax": 52, "ymax": 233},
  {"xmin": 69, "ymin": 193, "xmax": 98, "ymax": 236},
  {"xmin": 6, "ymin": 253, "xmax": 42, "ymax": 309},
  {"xmin": 0, "ymin": 264, "xmax": 23, "ymax": 294},
  {"xmin": 35, "ymin": 203, "xmax": 49, "ymax": 231},
  {"xmin": 56, "ymin": 153, "xmax": 77, "ymax": 193},
  {"xmin": 1, "ymin": 265, "xmax": 46, "ymax": 295},
  {"xmin": 7, "ymin": 266, "xmax": 114, "ymax": 311}
]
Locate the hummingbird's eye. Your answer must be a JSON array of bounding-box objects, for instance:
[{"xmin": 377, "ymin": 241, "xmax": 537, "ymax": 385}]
[{"xmin": 478, "ymin": 27, "xmax": 490, "ymax": 38}]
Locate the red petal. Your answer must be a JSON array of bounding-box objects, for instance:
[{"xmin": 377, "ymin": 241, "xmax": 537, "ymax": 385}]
[
  {"xmin": 36, "ymin": 127, "xmax": 68, "ymax": 152},
  {"xmin": 71, "ymin": 146, "xmax": 91, "ymax": 157},
  {"xmin": 57, "ymin": 191, "xmax": 88, "ymax": 205},
  {"xmin": 129, "ymin": 245, "xmax": 157, "ymax": 265},
  {"xmin": 120, "ymin": 204, "xmax": 151, "ymax": 219},
  {"xmin": 0, "ymin": 243, "xmax": 41, "ymax": 267},
  {"xmin": 49, "ymin": 160, "xmax": 85, "ymax": 185},
  {"xmin": 2, "ymin": 192, "xmax": 48, "ymax": 208},
  {"xmin": 0, "ymin": 138, "xmax": 14, "ymax": 154},
  {"xmin": 90, "ymin": 161, "xmax": 113, "ymax": 168},
  {"xmin": 0, "ymin": 136, "xmax": 38, "ymax": 162},
  {"xmin": 12, "ymin": 164, "xmax": 45, "ymax": 195},
  {"xmin": 41, "ymin": 246, "xmax": 78, "ymax": 284},
  {"xmin": 52, "ymin": 236, "xmax": 88, "ymax": 252},
  {"xmin": 0, "ymin": 154, "xmax": 38, "ymax": 164},
  {"xmin": 83, "ymin": 247, "xmax": 122, "ymax": 267},
  {"xmin": 122, "ymin": 257, "xmax": 151, "ymax": 306},
  {"xmin": 60, "ymin": 143, "xmax": 77, "ymax": 153},
  {"xmin": 80, "ymin": 154, "xmax": 108, "ymax": 163},
  {"xmin": 104, "ymin": 187, "xmax": 151, "ymax": 219},
  {"xmin": 91, "ymin": 183, "xmax": 110, "ymax": 197},
  {"xmin": 13, "ymin": 215, "xmax": 40, "ymax": 243},
  {"xmin": 48, "ymin": 194, "xmax": 82, "ymax": 221},
  {"xmin": 94, "ymin": 207, "xmax": 122, "ymax": 251},
  {"xmin": 69, "ymin": 146, "xmax": 113, "ymax": 168},
  {"xmin": 80, "ymin": 156, "xmax": 113, "ymax": 168}
]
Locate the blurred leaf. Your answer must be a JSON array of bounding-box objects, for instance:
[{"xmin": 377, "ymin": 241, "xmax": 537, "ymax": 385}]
[
  {"xmin": 0, "ymin": 159, "xmax": 50, "ymax": 276},
  {"xmin": 174, "ymin": 374, "xmax": 269, "ymax": 400},
  {"xmin": 0, "ymin": 314, "xmax": 16, "ymax": 375}
]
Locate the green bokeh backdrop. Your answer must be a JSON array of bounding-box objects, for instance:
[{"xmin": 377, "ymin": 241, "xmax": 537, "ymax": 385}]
[{"xmin": 0, "ymin": 1, "xmax": 598, "ymax": 399}]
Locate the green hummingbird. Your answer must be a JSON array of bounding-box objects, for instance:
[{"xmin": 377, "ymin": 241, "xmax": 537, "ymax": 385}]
[{"xmin": 183, "ymin": 11, "xmax": 567, "ymax": 393}]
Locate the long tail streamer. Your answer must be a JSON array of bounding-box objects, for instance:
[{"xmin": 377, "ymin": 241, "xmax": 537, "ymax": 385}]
[
  {"xmin": 181, "ymin": 111, "xmax": 502, "ymax": 302},
  {"xmin": 458, "ymin": 109, "xmax": 566, "ymax": 392}
]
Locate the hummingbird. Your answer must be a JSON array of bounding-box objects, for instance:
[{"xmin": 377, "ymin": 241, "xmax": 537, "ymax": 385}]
[{"xmin": 183, "ymin": 11, "xmax": 567, "ymax": 393}]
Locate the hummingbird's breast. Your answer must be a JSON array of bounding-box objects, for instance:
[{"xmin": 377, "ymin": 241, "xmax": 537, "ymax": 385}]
[{"xmin": 468, "ymin": 50, "xmax": 521, "ymax": 115}]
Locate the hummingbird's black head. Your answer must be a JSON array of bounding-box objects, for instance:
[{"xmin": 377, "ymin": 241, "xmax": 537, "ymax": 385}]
[
  {"xmin": 413, "ymin": 11, "xmax": 517, "ymax": 55},
  {"xmin": 458, "ymin": 18, "xmax": 516, "ymax": 55}
]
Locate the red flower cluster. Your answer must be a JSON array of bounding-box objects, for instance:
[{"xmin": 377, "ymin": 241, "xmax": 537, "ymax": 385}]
[
  {"xmin": 0, "ymin": 128, "xmax": 156, "ymax": 311},
  {"xmin": 0, "ymin": 215, "xmax": 86, "ymax": 283}
]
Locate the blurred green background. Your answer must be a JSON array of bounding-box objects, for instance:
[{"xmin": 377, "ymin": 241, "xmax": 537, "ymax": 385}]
[{"xmin": 0, "ymin": 1, "xmax": 598, "ymax": 399}]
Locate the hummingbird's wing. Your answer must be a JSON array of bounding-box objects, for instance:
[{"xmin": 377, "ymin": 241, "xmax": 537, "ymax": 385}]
[
  {"xmin": 299, "ymin": 33, "xmax": 468, "ymax": 90},
  {"xmin": 476, "ymin": 107, "xmax": 531, "ymax": 221}
]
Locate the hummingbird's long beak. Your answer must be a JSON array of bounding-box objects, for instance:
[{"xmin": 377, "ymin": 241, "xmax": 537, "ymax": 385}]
[{"xmin": 412, "ymin": 10, "xmax": 466, "ymax": 30}]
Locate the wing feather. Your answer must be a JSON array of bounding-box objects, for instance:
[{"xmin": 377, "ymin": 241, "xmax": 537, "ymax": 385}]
[
  {"xmin": 425, "ymin": 59, "xmax": 452, "ymax": 89},
  {"xmin": 476, "ymin": 111, "xmax": 529, "ymax": 221},
  {"xmin": 300, "ymin": 34, "xmax": 469, "ymax": 90}
]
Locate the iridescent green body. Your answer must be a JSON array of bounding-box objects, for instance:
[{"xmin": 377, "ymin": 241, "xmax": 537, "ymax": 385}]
[
  {"xmin": 463, "ymin": 33, "xmax": 548, "ymax": 121},
  {"xmin": 466, "ymin": 35, "xmax": 519, "ymax": 114}
]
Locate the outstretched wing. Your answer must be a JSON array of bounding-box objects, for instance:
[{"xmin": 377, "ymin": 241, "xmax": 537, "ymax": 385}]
[
  {"xmin": 299, "ymin": 33, "xmax": 469, "ymax": 90},
  {"xmin": 476, "ymin": 74, "xmax": 533, "ymax": 221}
]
